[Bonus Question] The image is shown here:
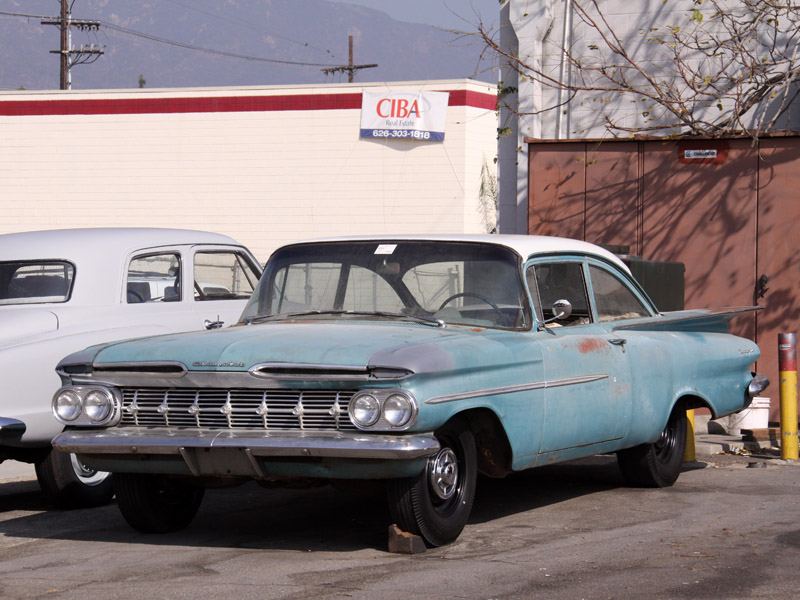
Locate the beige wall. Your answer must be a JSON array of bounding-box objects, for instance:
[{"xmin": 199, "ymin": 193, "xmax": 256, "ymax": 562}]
[{"xmin": 0, "ymin": 80, "xmax": 497, "ymax": 262}]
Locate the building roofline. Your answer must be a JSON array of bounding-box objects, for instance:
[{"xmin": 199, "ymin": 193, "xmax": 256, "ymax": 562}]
[{"xmin": 0, "ymin": 80, "xmax": 497, "ymax": 117}]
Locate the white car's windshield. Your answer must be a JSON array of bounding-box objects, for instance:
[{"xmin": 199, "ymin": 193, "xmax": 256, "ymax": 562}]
[
  {"xmin": 242, "ymin": 241, "xmax": 532, "ymax": 330},
  {"xmin": 0, "ymin": 261, "xmax": 74, "ymax": 305}
]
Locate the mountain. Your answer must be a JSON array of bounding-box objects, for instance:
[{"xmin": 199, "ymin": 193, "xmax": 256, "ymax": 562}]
[{"xmin": 0, "ymin": 0, "xmax": 497, "ymax": 91}]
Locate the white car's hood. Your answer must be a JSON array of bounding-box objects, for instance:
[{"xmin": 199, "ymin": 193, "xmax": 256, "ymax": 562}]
[{"xmin": 0, "ymin": 309, "xmax": 59, "ymax": 346}]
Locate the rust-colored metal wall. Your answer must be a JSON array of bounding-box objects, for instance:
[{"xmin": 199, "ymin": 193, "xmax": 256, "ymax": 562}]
[
  {"xmin": 528, "ymin": 136, "xmax": 800, "ymax": 422},
  {"xmin": 756, "ymin": 139, "xmax": 800, "ymax": 419}
]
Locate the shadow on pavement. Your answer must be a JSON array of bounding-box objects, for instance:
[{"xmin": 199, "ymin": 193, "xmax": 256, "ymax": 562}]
[{"xmin": 0, "ymin": 455, "xmax": 709, "ymax": 552}]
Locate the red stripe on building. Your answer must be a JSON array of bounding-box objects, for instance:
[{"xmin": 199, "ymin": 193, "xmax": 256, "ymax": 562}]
[{"xmin": 0, "ymin": 90, "xmax": 496, "ymax": 117}]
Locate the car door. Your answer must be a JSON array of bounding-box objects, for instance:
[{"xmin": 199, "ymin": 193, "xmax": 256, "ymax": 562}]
[
  {"xmin": 526, "ymin": 257, "xmax": 643, "ymax": 460},
  {"xmin": 189, "ymin": 245, "xmax": 262, "ymax": 327},
  {"xmin": 124, "ymin": 244, "xmax": 261, "ymax": 331}
]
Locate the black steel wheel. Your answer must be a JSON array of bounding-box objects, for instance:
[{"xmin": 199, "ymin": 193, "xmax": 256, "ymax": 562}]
[
  {"xmin": 114, "ymin": 473, "xmax": 205, "ymax": 533},
  {"xmin": 35, "ymin": 450, "xmax": 114, "ymax": 509},
  {"xmin": 387, "ymin": 416, "xmax": 477, "ymax": 547},
  {"xmin": 617, "ymin": 402, "xmax": 688, "ymax": 488}
]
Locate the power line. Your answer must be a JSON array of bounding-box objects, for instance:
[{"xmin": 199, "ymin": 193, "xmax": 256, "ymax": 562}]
[
  {"xmin": 321, "ymin": 35, "xmax": 377, "ymax": 83},
  {"xmin": 0, "ymin": 10, "xmax": 54, "ymax": 19},
  {"xmin": 162, "ymin": 0, "xmax": 337, "ymax": 60},
  {"xmin": 99, "ymin": 20, "xmax": 338, "ymax": 67},
  {"xmin": 2, "ymin": 7, "xmax": 367, "ymax": 75}
]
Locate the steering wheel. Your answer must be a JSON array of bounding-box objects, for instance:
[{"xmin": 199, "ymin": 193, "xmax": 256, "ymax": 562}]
[
  {"xmin": 438, "ymin": 292, "xmax": 504, "ymax": 322},
  {"xmin": 127, "ymin": 290, "xmax": 145, "ymax": 303}
]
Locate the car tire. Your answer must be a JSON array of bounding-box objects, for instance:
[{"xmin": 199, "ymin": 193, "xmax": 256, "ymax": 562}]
[
  {"xmin": 114, "ymin": 472, "xmax": 205, "ymax": 533},
  {"xmin": 35, "ymin": 450, "xmax": 114, "ymax": 509},
  {"xmin": 387, "ymin": 416, "xmax": 477, "ymax": 547},
  {"xmin": 616, "ymin": 402, "xmax": 688, "ymax": 488}
]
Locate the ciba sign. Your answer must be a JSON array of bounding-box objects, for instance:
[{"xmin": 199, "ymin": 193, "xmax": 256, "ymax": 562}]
[{"xmin": 360, "ymin": 91, "xmax": 448, "ymax": 142}]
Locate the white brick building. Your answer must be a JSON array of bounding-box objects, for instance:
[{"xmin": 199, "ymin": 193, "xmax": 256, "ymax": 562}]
[{"xmin": 0, "ymin": 80, "xmax": 497, "ymax": 262}]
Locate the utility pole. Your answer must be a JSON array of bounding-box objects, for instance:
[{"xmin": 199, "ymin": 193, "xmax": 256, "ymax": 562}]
[
  {"xmin": 42, "ymin": 0, "xmax": 104, "ymax": 90},
  {"xmin": 321, "ymin": 35, "xmax": 377, "ymax": 83}
]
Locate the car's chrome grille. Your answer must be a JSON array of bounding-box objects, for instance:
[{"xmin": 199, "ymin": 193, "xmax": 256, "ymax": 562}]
[{"xmin": 120, "ymin": 388, "xmax": 358, "ymax": 431}]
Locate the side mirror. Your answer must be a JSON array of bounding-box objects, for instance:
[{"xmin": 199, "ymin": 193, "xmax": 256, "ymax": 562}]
[
  {"xmin": 552, "ymin": 299, "xmax": 572, "ymax": 320},
  {"xmin": 539, "ymin": 299, "xmax": 573, "ymax": 330},
  {"xmin": 204, "ymin": 318, "xmax": 224, "ymax": 330}
]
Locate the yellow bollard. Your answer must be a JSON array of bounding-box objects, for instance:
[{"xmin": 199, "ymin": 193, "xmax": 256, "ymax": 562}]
[
  {"xmin": 683, "ymin": 409, "xmax": 696, "ymax": 462},
  {"xmin": 779, "ymin": 333, "xmax": 798, "ymax": 461}
]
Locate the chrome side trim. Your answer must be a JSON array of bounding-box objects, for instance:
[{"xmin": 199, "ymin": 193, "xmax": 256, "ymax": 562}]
[{"xmin": 425, "ymin": 374, "xmax": 609, "ymax": 405}]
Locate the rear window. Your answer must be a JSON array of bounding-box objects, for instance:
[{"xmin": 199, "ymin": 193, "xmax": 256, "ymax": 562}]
[{"xmin": 0, "ymin": 261, "xmax": 75, "ymax": 305}]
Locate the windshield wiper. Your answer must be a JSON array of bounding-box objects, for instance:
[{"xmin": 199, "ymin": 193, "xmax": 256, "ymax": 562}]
[
  {"xmin": 350, "ymin": 311, "xmax": 445, "ymax": 328},
  {"xmin": 242, "ymin": 310, "xmax": 346, "ymax": 325},
  {"xmin": 243, "ymin": 310, "xmax": 445, "ymax": 327}
]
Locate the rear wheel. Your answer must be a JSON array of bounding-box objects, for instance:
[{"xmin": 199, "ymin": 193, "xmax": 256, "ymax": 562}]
[
  {"xmin": 387, "ymin": 416, "xmax": 477, "ymax": 547},
  {"xmin": 617, "ymin": 402, "xmax": 687, "ymax": 487},
  {"xmin": 114, "ymin": 473, "xmax": 204, "ymax": 533},
  {"xmin": 35, "ymin": 450, "xmax": 114, "ymax": 509}
]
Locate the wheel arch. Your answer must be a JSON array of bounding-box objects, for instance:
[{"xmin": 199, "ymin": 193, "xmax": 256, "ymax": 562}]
[
  {"xmin": 443, "ymin": 407, "xmax": 513, "ymax": 478},
  {"xmin": 679, "ymin": 393, "xmax": 716, "ymax": 417}
]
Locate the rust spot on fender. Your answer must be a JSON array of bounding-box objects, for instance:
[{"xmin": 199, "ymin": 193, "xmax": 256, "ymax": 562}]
[
  {"xmin": 470, "ymin": 328, "xmax": 485, "ymax": 333},
  {"xmin": 577, "ymin": 337, "xmax": 608, "ymax": 354}
]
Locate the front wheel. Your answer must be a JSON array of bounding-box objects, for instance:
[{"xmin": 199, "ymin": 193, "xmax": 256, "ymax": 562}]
[
  {"xmin": 616, "ymin": 403, "xmax": 688, "ymax": 487},
  {"xmin": 387, "ymin": 416, "xmax": 477, "ymax": 547},
  {"xmin": 35, "ymin": 450, "xmax": 114, "ymax": 509},
  {"xmin": 114, "ymin": 473, "xmax": 205, "ymax": 533}
]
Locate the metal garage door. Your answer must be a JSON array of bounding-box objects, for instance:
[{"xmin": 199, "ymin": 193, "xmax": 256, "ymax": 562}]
[{"xmin": 529, "ymin": 137, "xmax": 800, "ymax": 422}]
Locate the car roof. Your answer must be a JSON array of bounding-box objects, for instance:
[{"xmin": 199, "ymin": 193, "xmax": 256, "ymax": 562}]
[
  {"xmin": 286, "ymin": 234, "xmax": 629, "ymax": 271},
  {"xmin": 0, "ymin": 228, "xmax": 244, "ymax": 306},
  {"xmin": 0, "ymin": 228, "xmax": 240, "ymax": 262}
]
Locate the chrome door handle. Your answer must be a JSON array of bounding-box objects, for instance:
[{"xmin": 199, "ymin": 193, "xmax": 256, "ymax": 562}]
[{"xmin": 608, "ymin": 338, "xmax": 627, "ymax": 352}]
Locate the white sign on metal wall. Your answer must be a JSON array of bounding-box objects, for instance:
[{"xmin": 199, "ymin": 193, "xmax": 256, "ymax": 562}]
[{"xmin": 360, "ymin": 91, "xmax": 448, "ymax": 142}]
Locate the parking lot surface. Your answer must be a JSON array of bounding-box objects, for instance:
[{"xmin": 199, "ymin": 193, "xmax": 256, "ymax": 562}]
[{"xmin": 1, "ymin": 451, "xmax": 798, "ymax": 600}]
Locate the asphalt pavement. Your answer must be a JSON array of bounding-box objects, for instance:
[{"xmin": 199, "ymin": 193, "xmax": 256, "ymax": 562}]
[{"xmin": 2, "ymin": 427, "xmax": 799, "ymax": 600}]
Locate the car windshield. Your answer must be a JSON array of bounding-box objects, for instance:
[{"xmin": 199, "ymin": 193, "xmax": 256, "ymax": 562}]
[
  {"xmin": 0, "ymin": 260, "xmax": 75, "ymax": 305},
  {"xmin": 241, "ymin": 241, "xmax": 531, "ymax": 330}
]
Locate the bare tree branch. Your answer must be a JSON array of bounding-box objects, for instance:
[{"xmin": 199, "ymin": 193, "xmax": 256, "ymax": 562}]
[{"xmin": 476, "ymin": 0, "xmax": 800, "ymax": 139}]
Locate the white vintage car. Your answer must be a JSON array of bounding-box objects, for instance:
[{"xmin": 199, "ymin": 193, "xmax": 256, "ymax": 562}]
[{"xmin": 0, "ymin": 228, "xmax": 262, "ymax": 507}]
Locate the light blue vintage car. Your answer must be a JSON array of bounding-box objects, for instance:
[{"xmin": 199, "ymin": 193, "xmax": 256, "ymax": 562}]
[{"xmin": 51, "ymin": 235, "xmax": 767, "ymax": 547}]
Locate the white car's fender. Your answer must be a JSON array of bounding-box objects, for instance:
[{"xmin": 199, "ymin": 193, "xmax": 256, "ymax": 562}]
[
  {"xmin": 1, "ymin": 322, "xmax": 173, "ymax": 445},
  {"xmin": 0, "ymin": 310, "xmax": 59, "ymax": 347}
]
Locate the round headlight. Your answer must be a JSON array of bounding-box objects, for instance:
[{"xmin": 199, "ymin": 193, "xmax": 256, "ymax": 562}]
[
  {"xmin": 54, "ymin": 390, "xmax": 82, "ymax": 421},
  {"xmin": 350, "ymin": 393, "xmax": 380, "ymax": 427},
  {"xmin": 383, "ymin": 393, "xmax": 413, "ymax": 427},
  {"xmin": 84, "ymin": 389, "xmax": 113, "ymax": 422}
]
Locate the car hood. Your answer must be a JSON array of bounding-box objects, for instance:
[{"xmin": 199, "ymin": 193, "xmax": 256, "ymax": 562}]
[
  {"xmin": 0, "ymin": 309, "xmax": 59, "ymax": 347},
  {"xmin": 84, "ymin": 321, "xmax": 526, "ymax": 375}
]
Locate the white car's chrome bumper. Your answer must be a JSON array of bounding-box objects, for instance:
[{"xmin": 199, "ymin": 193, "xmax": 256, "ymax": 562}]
[{"xmin": 0, "ymin": 417, "xmax": 26, "ymax": 440}]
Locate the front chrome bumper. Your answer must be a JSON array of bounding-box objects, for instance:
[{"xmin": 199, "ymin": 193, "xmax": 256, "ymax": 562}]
[
  {"xmin": 52, "ymin": 427, "xmax": 440, "ymax": 480},
  {"xmin": 0, "ymin": 417, "xmax": 26, "ymax": 441}
]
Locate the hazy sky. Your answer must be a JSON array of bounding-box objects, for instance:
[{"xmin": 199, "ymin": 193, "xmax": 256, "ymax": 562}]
[{"xmin": 330, "ymin": 0, "xmax": 500, "ymax": 29}]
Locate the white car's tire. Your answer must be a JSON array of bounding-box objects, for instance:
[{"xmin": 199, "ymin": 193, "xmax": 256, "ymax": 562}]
[{"xmin": 35, "ymin": 449, "xmax": 114, "ymax": 508}]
